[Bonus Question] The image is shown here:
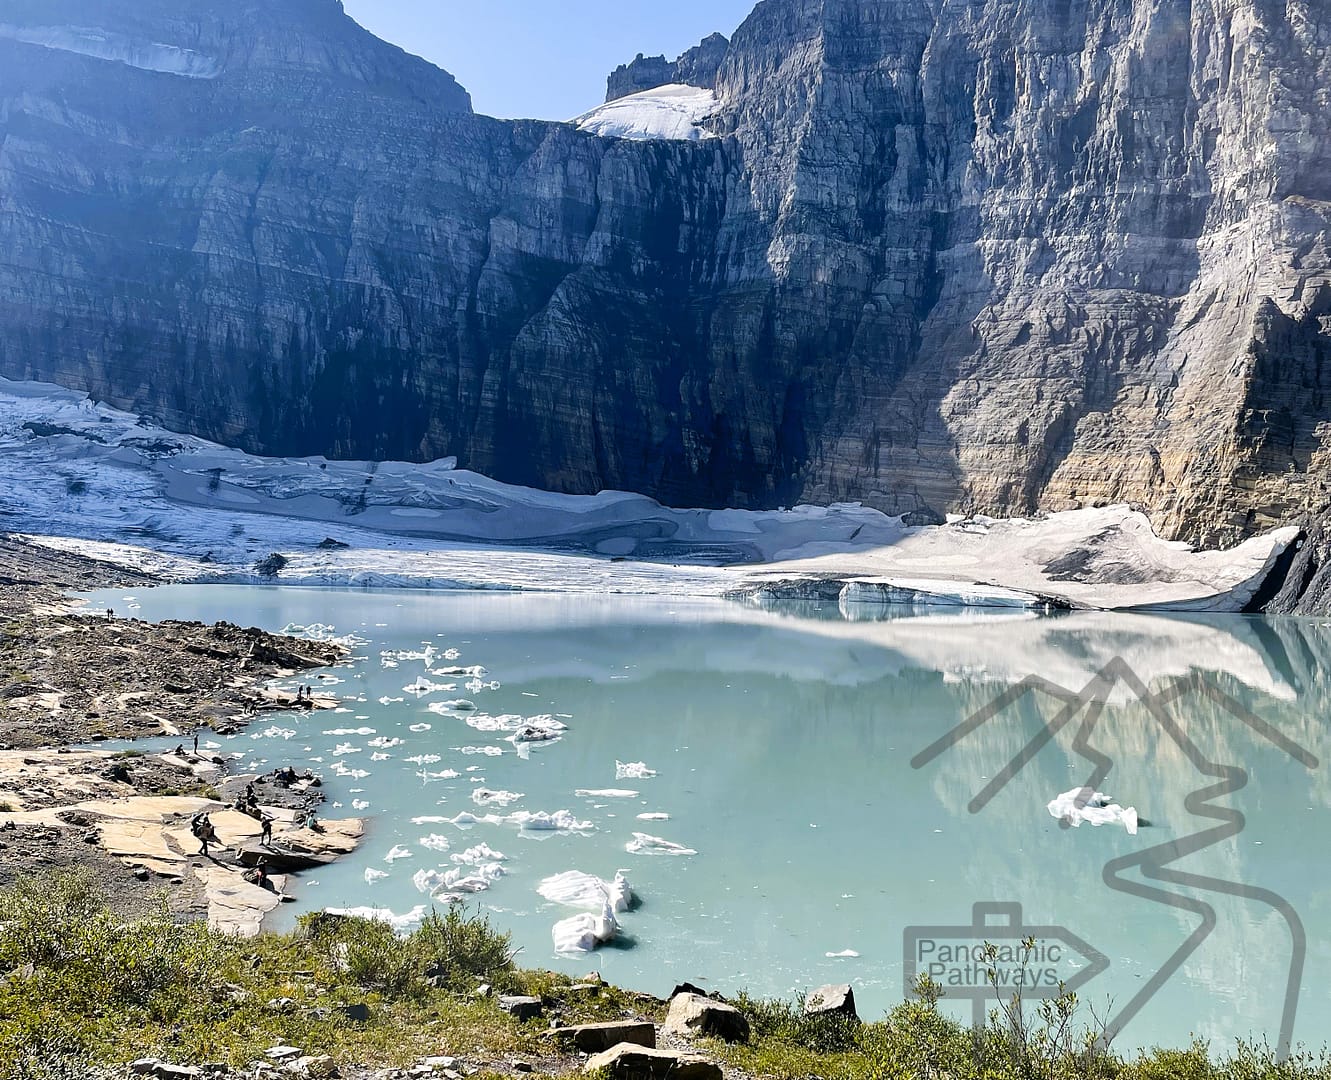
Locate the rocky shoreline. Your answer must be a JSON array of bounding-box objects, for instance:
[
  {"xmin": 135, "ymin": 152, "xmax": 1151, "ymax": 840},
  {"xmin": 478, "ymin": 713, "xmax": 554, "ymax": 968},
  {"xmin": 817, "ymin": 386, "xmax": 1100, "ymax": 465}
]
[{"xmin": 0, "ymin": 535, "xmax": 360, "ymax": 928}]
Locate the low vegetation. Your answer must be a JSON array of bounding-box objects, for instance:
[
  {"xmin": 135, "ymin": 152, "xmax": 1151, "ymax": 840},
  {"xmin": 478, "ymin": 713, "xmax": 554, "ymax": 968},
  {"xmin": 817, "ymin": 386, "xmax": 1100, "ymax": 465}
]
[{"xmin": 1, "ymin": 873, "xmax": 1328, "ymax": 1080}]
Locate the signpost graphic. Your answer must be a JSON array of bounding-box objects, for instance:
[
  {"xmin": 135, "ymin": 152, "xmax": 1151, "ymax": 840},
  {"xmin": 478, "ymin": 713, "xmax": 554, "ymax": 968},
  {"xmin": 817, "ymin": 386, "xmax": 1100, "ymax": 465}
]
[{"xmin": 904, "ymin": 901, "xmax": 1109, "ymax": 1029}]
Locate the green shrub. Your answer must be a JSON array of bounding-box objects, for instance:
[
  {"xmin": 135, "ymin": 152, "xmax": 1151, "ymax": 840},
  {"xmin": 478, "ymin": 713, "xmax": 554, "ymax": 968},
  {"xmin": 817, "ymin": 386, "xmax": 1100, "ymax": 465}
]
[{"xmin": 412, "ymin": 905, "xmax": 515, "ymax": 990}]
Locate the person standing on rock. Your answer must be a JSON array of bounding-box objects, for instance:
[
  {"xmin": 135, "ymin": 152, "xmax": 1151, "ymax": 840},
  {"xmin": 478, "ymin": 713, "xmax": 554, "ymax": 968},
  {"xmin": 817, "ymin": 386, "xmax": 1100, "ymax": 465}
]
[
  {"xmin": 192, "ymin": 732, "xmax": 199, "ymax": 755},
  {"xmin": 260, "ymin": 815, "xmax": 273, "ymax": 846}
]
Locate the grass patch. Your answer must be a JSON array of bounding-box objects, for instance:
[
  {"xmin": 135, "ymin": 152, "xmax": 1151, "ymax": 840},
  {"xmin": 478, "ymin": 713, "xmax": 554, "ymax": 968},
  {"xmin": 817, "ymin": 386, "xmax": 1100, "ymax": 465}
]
[{"xmin": 3, "ymin": 873, "xmax": 1330, "ymax": 1080}]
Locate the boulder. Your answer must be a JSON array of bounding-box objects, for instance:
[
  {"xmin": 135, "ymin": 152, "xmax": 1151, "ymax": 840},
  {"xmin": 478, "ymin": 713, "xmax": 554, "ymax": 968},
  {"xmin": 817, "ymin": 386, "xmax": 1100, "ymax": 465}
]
[
  {"xmin": 664, "ymin": 992, "xmax": 750, "ymax": 1043},
  {"xmin": 583, "ymin": 1043, "xmax": 721, "ymax": 1080},
  {"xmin": 805, "ymin": 983, "xmax": 858, "ymax": 1021},
  {"xmin": 288, "ymin": 1056, "xmax": 338, "ymax": 1078},
  {"xmin": 498, "ymin": 994, "xmax": 543, "ymax": 1020},
  {"xmin": 551, "ymin": 1020, "xmax": 656, "ymax": 1052}
]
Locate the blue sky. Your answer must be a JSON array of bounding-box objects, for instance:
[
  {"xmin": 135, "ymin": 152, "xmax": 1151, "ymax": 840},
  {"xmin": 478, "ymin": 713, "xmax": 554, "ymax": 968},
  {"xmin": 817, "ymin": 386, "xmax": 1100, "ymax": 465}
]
[{"xmin": 340, "ymin": 0, "xmax": 759, "ymax": 121}]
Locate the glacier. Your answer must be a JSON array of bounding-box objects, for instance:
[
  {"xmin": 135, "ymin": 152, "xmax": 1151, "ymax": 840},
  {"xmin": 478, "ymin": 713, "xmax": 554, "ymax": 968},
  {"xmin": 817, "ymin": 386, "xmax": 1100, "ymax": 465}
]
[
  {"xmin": 0, "ymin": 376, "xmax": 1297, "ymax": 612},
  {"xmin": 573, "ymin": 84, "xmax": 717, "ymax": 141}
]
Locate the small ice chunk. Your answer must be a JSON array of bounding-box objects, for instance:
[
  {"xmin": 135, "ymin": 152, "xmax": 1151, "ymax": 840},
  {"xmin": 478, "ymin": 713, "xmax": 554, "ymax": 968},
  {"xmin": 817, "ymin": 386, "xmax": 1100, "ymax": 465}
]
[
  {"xmin": 473, "ymin": 788, "xmax": 524, "ymax": 807},
  {"xmin": 626, "ymin": 832, "xmax": 695, "ymax": 856},
  {"xmin": 1047, "ymin": 788, "xmax": 1139, "ymax": 834},
  {"xmin": 616, "ymin": 761, "xmax": 656, "ymax": 779},
  {"xmin": 363, "ymin": 868, "xmax": 388, "ymax": 884},
  {"xmin": 384, "ymin": 844, "xmax": 413, "ymax": 862},
  {"xmin": 575, "ymin": 789, "xmax": 639, "ymax": 798},
  {"xmin": 420, "ymin": 834, "xmax": 452, "ymax": 852},
  {"xmin": 826, "ymin": 949, "xmax": 860, "ymax": 958},
  {"xmin": 636, "ymin": 812, "xmax": 670, "ymax": 821}
]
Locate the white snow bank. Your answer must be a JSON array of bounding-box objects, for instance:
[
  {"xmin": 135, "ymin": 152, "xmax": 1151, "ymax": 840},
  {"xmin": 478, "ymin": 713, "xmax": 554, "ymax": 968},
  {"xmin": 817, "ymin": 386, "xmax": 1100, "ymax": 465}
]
[
  {"xmin": 0, "ymin": 24, "xmax": 221, "ymax": 78},
  {"xmin": 574, "ymin": 84, "xmax": 716, "ymax": 141},
  {"xmin": 1047, "ymin": 788, "xmax": 1138, "ymax": 834}
]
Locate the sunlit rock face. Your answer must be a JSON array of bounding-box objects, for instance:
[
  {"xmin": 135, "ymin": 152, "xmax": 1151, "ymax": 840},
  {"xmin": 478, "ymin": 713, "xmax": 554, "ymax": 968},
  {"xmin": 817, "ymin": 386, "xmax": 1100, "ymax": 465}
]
[{"xmin": 0, "ymin": 0, "xmax": 1327, "ymax": 545}]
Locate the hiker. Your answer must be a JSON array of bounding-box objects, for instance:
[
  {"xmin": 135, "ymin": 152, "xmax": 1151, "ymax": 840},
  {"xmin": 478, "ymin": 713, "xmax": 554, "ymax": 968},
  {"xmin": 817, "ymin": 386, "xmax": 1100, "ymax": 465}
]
[
  {"xmin": 260, "ymin": 815, "xmax": 273, "ymax": 846},
  {"xmin": 173, "ymin": 744, "xmax": 186, "ymax": 758},
  {"xmin": 295, "ymin": 685, "xmax": 305, "ymax": 703},
  {"xmin": 191, "ymin": 812, "xmax": 216, "ymax": 857},
  {"xmin": 245, "ymin": 781, "xmax": 256, "ymax": 802},
  {"xmin": 192, "ymin": 733, "xmax": 199, "ymax": 754}
]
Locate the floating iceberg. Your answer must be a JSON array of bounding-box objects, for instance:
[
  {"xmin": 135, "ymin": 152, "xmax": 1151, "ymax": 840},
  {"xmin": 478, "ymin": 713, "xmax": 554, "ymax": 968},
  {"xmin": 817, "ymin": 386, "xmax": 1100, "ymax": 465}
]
[
  {"xmin": 575, "ymin": 788, "xmax": 639, "ymax": 798},
  {"xmin": 420, "ymin": 833, "xmax": 452, "ymax": 852},
  {"xmin": 552, "ymin": 899, "xmax": 620, "ymax": 954},
  {"xmin": 472, "ymin": 788, "xmax": 524, "ymax": 807},
  {"xmin": 325, "ymin": 905, "xmax": 426, "ymax": 933},
  {"xmin": 1047, "ymin": 788, "xmax": 1139, "ymax": 834},
  {"xmin": 626, "ymin": 832, "xmax": 696, "ymax": 856},
  {"xmin": 539, "ymin": 870, "xmax": 634, "ymax": 913},
  {"xmin": 413, "ymin": 860, "xmax": 506, "ymax": 900},
  {"xmin": 363, "ymin": 868, "xmax": 388, "ymax": 884},
  {"xmin": 512, "ymin": 809, "xmax": 593, "ymax": 832},
  {"xmin": 616, "ymin": 761, "xmax": 656, "ymax": 779},
  {"xmin": 384, "ymin": 844, "xmax": 413, "ymax": 862},
  {"xmin": 452, "ymin": 842, "xmax": 508, "ymax": 866}
]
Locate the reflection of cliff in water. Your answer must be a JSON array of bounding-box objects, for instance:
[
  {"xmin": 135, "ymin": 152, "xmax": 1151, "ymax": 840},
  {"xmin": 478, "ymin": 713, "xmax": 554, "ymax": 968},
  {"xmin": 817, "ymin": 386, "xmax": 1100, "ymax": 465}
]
[{"xmin": 898, "ymin": 623, "xmax": 1327, "ymax": 1056}]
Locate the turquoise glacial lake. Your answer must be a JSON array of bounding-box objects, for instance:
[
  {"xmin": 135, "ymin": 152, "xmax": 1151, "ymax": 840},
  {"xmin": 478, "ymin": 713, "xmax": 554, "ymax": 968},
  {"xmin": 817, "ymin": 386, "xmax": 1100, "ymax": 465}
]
[{"xmin": 88, "ymin": 585, "xmax": 1331, "ymax": 1054}]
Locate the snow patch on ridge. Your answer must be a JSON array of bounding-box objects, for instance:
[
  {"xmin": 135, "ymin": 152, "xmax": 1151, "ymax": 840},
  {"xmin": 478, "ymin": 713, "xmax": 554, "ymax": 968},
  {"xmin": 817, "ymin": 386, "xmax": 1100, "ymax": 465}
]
[
  {"xmin": 0, "ymin": 25, "xmax": 221, "ymax": 78},
  {"xmin": 574, "ymin": 84, "xmax": 717, "ymax": 141}
]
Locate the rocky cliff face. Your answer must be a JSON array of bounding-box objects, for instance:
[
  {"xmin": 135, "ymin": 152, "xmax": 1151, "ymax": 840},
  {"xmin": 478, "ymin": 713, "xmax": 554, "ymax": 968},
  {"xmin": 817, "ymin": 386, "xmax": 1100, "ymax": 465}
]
[
  {"xmin": 605, "ymin": 33, "xmax": 731, "ymax": 101},
  {"xmin": 0, "ymin": 0, "xmax": 1328, "ymax": 547}
]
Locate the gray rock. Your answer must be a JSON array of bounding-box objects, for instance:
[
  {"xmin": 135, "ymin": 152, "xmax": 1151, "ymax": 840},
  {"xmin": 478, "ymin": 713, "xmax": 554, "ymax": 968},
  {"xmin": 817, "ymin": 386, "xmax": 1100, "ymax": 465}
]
[
  {"xmin": 805, "ymin": 983, "xmax": 858, "ymax": 1021},
  {"xmin": 583, "ymin": 1043, "xmax": 721, "ymax": 1080},
  {"xmin": 606, "ymin": 33, "xmax": 730, "ymax": 101},
  {"xmin": 288, "ymin": 1057, "xmax": 338, "ymax": 1079},
  {"xmin": 550, "ymin": 1020, "xmax": 656, "ymax": 1053},
  {"xmin": 663, "ymin": 992, "xmax": 750, "ymax": 1043},
  {"xmin": 337, "ymin": 1003, "xmax": 370, "ymax": 1023},
  {"xmin": 498, "ymin": 994, "xmax": 543, "ymax": 1021}
]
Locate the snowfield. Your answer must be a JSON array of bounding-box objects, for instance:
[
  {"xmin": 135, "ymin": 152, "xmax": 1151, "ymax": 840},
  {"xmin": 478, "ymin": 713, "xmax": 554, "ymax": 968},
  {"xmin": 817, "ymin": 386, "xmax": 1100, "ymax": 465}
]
[
  {"xmin": 0, "ymin": 377, "xmax": 1297, "ymax": 611},
  {"xmin": 574, "ymin": 84, "xmax": 717, "ymax": 141}
]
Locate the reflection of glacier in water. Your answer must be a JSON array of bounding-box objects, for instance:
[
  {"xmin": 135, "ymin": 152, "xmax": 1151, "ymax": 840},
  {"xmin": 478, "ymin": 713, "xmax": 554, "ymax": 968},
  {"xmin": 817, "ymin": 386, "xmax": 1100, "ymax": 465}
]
[{"xmin": 89, "ymin": 586, "xmax": 1331, "ymax": 1054}]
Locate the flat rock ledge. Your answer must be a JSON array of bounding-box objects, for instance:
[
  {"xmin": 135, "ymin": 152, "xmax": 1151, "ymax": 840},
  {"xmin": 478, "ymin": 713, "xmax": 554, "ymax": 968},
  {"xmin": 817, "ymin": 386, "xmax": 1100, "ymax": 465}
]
[{"xmin": 0, "ymin": 749, "xmax": 362, "ymax": 936}]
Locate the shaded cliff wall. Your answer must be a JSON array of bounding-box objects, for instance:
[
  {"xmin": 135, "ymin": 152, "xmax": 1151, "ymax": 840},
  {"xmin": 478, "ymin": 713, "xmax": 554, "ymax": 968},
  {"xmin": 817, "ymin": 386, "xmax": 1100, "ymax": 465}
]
[{"xmin": 0, "ymin": 0, "xmax": 1328, "ymax": 543}]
